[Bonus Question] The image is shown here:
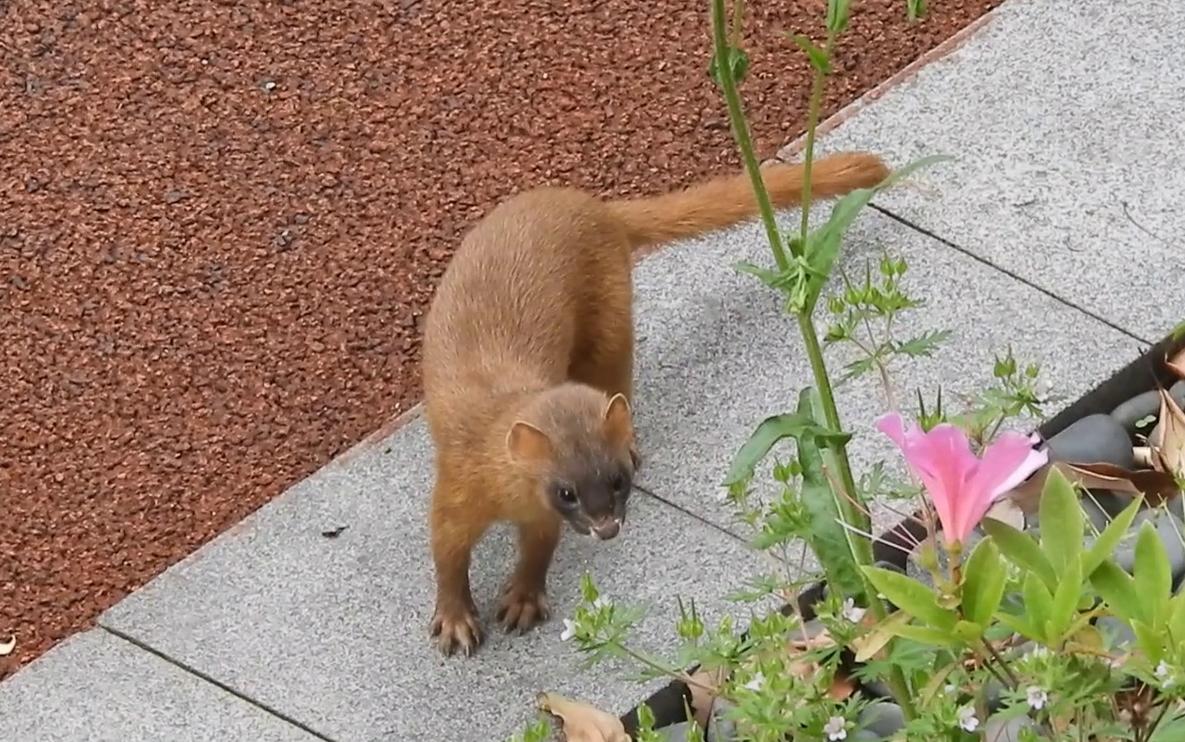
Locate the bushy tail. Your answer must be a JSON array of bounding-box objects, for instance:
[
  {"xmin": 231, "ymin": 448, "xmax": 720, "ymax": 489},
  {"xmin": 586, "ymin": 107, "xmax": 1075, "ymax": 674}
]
[{"xmin": 607, "ymin": 151, "xmax": 890, "ymax": 250}]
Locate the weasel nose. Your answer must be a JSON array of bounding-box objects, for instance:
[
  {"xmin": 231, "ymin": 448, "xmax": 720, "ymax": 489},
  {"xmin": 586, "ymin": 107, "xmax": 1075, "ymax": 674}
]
[{"xmin": 591, "ymin": 518, "xmax": 621, "ymax": 541}]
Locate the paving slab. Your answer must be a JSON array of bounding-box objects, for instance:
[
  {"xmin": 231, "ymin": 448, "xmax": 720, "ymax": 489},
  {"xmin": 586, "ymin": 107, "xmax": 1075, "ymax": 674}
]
[
  {"xmin": 788, "ymin": 0, "xmax": 1185, "ymax": 342},
  {"xmin": 630, "ymin": 208, "xmax": 1145, "ymax": 533},
  {"xmin": 99, "ymin": 418, "xmax": 770, "ymax": 741},
  {"xmin": 0, "ymin": 628, "xmax": 318, "ymax": 742}
]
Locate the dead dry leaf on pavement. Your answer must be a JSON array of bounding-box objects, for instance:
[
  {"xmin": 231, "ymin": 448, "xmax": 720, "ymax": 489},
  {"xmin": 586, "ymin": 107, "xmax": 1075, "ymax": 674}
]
[{"xmin": 537, "ymin": 692, "xmax": 630, "ymax": 742}]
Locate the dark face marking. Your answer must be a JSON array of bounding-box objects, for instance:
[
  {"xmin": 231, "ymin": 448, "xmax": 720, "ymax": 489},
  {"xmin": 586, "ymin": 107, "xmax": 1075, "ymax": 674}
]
[{"xmin": 545, "ymin": 454, "xmax": 634, "ymax": 540}]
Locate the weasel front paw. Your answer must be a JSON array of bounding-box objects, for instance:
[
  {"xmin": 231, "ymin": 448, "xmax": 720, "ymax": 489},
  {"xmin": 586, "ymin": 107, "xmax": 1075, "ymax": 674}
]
[
  {"xmin": 496, "ymin": 584, "xmax": 551, "ymax": 634},
  {"xmin": 430, "ymin": 603, "xmax": 484, "ymax": 657}
]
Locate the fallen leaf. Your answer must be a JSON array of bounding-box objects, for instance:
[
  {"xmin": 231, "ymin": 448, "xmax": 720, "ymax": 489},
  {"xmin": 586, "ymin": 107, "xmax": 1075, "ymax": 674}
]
[
  {"xmin": 984, "ymin": 498, "xmax": 1024, "ymax": 529},
  {"xmin": 321, "ymin": 525, "xmax": 348, "ymax": 538},
  {"xmin": 0, "ymin": 636, "xmax": 14, "ymax": 656},
  {"xmin": 686, "ymin": 668, "xmax": 726, "ymax": 730},
  {"xmin": 1008, "ymin": 461, "xmax": 1179, "ymax": 513},
  {"xmin": 851, "ymin": 610, "xmax": 910, "ymax": 663},
  {"xmin": 537, "ymin": 693, "xmax": 630, "ymax": 742},
  {"xmin": 1151, "ymin": 388, "xmax": 1185, "ymax": 479}
]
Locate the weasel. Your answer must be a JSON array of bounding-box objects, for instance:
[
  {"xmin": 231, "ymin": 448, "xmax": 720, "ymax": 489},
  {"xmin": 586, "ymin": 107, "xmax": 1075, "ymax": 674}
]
[{"xmin": 421, "ymin": 151, "xmax": 891, "ymax": 656}]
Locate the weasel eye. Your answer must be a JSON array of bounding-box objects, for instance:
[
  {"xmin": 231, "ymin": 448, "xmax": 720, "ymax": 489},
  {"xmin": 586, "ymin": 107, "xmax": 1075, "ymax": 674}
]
[{"xmin": 554, "ymin": 485, "xmax": 578, "ymax": 507}]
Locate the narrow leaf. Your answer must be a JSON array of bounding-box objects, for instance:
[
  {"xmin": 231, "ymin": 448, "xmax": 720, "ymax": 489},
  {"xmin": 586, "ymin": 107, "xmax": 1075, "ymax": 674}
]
[
  {"xmin": 1131, "ymin": 618, "xmax": 1164, "ymax": 665},
  {"xmin": 996, "ymin": 612, "xmax": 1042, "ymax": 643},
  {"xmin": 801, "ymin": 154, "xmax": 952, "ymax": 312},
  {"xmin": 1134, "ymin": 520, "xmax": 1172, "ymax": 628},
  {"xmin": 723, "ymin": 413, "xmax": 849, "ymax": 486},
  {"xmin": 796, "ymin": 392, "xmax": 864, "ymax": 598},
  {"xmin": 1048, "ymin": 557, "xmax": 1082, "ymax": 642},
  {"xmin": 852, "ymin": 610, "xmax": 909, "ymax": 662},
  {"xmin": 961, "ymin": 537, "xmax": 1006, "ymax": 628},
  {"xmin": 826, "ymin": 0, "xmax": 851, "ymax": 34},
  {"xmin": 1022, "ymin": 572, "xmax": 1054, "ymax": 643},
  {"xmin": 1082, "ymin": 495, "xmax": 1143, "ymax": 577},
  {"xmin": 1038, "ymin": 466, "xmax": 1083, "ymax": 575},
  {"xmin": 863, "ymin": 566, "xmax": 957, "ymax": 630},
  {"xmin": 791, "ymin": 34, "xmax": 831, "ymax": 74},
  {"xmin": 981, "ymin": 517, "xmax": 1057, "ymax": 589},
  {"xmin": 1168, "ymin": 594, "xmax": 1185, "ymax": 646},
  {"xmin": 1090, "ymin": 560, "xmax": 1139, "ymax": 622},
  {"xmin": 888, "ymin": 622, "xmax": 958, "ymax": 648}
]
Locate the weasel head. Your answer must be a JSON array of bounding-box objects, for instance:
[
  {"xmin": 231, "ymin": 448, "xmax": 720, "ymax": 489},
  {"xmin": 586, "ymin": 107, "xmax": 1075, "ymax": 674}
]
[{"xmin": 505, "ymin": 384, "xmax": 640, "ymax": 540}]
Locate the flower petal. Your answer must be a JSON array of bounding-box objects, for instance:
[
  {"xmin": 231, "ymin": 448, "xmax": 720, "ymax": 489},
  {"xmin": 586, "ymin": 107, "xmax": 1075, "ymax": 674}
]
[
  {"xmin": 952, "ymin": 431, "xmax": 1047, "ymax": 540},
  {"xmin": 877, "ymin": 414, "xmax": 979, "ymax": 543}
]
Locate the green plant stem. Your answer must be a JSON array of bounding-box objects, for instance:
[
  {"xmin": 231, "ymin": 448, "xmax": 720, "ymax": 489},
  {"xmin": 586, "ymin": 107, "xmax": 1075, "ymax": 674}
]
[
  {"xmin": 710, "ymin": 0, "xmax": 793, "ymax": 268},
  {"xmin": 796, "ymin": 31, "xmax": 836, "ymax": 245},
  {"xmin": 708, "ymin": 0, "xmax": 915, "ymax": 720}
]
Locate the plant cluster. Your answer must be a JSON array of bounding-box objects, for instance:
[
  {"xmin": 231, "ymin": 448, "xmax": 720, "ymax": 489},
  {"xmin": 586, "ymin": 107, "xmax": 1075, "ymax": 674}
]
[{"xmin": 514, "ymin": 1, "xmax": 1185, "ymax": 739}]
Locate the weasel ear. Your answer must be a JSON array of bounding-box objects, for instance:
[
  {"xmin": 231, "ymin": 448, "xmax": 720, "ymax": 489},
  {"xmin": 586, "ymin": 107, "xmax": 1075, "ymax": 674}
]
[
  {"xmin": 507, "ymin": 421, "xmax": 554, "ymax": 465},
  {"xmin": 602, "ymin": 393, "xmax": 634, "ymax": 449}
]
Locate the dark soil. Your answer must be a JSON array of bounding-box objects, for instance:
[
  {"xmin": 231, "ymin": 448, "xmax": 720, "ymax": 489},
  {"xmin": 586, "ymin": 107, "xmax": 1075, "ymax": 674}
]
[{"xmin": 0, "ymin": 0, "xmax": 1002, "ymax": 677}]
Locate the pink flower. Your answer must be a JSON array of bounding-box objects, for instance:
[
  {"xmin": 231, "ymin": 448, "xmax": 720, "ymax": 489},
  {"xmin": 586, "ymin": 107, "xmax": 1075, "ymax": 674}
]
[{"xmin": 876, "ymin": 412, "xmax": 1049, "ymax": 546}]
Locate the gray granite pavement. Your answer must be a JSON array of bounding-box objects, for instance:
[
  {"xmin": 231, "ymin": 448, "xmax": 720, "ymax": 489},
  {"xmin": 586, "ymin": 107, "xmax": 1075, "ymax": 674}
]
[{"xmin": 1, "ymin": 1, "xmax": 1170, "ymax": 738}]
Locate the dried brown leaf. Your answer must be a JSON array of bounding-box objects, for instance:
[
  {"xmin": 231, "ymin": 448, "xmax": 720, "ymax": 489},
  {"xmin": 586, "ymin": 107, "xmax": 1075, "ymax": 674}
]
[
  {"xmin": 1008, "ymin": 461, "xmax": 1179, "ymax": 513},
  {"xmin": 1151, "ymin": 387, "xmax": 1185, "ymax": 478},
  {"xmin": 536, "ymin": 693, "xmax": 630, "ymax": 742}
]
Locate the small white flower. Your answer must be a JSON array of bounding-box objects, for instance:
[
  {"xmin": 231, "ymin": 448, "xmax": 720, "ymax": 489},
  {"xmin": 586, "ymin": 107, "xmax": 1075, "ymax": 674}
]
[
  {"xmin": 743, "ymin": 671, "xmax": 765, "ymax": 692},
  {"xmin": 1156, "ymin": 660, "xmax": 1175, "ymax": 688},
  {"xmin": 1026, "ymin": 686, "xmax": 1048, "ymax": 710},
  {"xmin": 957, "ymin": 705, "xmax": 979, "ymax": 732},
  {"xmin": 841, "ymin": 598, "xmax": 866, "ymax": 624},
  {"xmin": 560, "ymin": 619, "xmax": 577, "ymax": 642},
  {"xmin": 592, "ymin": 596, "xmax": 612, "ymax": 611},
  {"xmin": 823, "ymin": 715, "xmax": 847, "ymax": 741}
]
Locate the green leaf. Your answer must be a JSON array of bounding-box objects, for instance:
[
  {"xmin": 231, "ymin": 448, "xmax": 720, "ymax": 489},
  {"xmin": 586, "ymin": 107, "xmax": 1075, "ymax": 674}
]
[
  {"xmin": 1169, "ymin": 593, "xmax": 1185, "ymax": 646},
  {"xmin": 961, "ymin": 537, "xmax": 1006, "ymax": 628},
  {"xmin": 795, "ymin": 393, "xmax": 864, "ymax": 598},
  {"xmin": 1090, "ymin": 560, "xmax": 1139, "ymax": 622},
  {"xmin": 981, "ymin": 517, "xmax": 1057, "ymax": 589},
  {"xmin": 863, "ymin": 566, "xmax": 957, "ymax": 630},
  {"xmin": 708, "ymin": 46, "xmax": 749, "ymax": 87},
  {"xmin": 996, "ymin": 611, "xmax": 1042, "ymax": 643},
  {"xmin": 791, "ymin": 34, "xmax": 831, "ymax": 74},
  {"xmin": 800, "ymin": 154, "xmax": 952, "ymax": 313},
  {"xmin": 894, "ymin": 329, "xmax": 952, "ymax": 358},
  {"xmin": 1131, "ymin": 618, "xmax": 1164, "ymax": 665},
  {"xmin": 722, "ymin": 412, "xmax": 849, "ymax": 486},
  {"xmin": 1022, "ymin": 572, "xmax": 1054, "ymax": 643},
  {"xmin": 826, "ymin": 0, "xmax": 851, "ymax": 34},
  {"xmin": 1048, "ymin": 556, "xmax": 1083, "ymax": 642},
  {"xmin": 906, "ymin": 0, "xmax": 926, "ymax": 22},
  {"xmin": 1134, "ymin": 521, "xmax": 1172, "ymax": 629},
  {"xmin": 952, "ymin": 619, "xmax": 984, "ymax": 643},
  {"xmin": 1038, "ymin": 466, "xmax": 1083, "ymax": 576},
  {"xmin": 888, "ymin": 622, "xmax": 958, "ymax": 648},
  {"xmin": 1082, "ymin": 495, "xmax": 1142, "ymax": 577}
]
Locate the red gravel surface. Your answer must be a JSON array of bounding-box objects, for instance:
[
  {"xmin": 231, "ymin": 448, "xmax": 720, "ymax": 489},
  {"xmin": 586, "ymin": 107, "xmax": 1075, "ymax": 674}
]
[{"xmin": 0, "ymin": 0, "xmax": 1002, "ymax": 677}]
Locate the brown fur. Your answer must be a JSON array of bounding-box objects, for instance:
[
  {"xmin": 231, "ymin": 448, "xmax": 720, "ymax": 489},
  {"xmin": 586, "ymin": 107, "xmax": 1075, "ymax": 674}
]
[{"xmin": 421, "ymin": 151, "xmax": 891, "ymax": 656}]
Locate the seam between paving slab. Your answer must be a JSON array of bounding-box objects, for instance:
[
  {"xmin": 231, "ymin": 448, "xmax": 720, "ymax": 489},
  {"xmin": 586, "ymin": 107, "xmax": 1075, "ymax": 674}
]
[
  {"xmin": 96, "ymin": 624, "xmax": 341, "ymax": 742},
  {"xmin": 869, "ymin": 205, "xmax": 1155, "ymax": 347}
]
